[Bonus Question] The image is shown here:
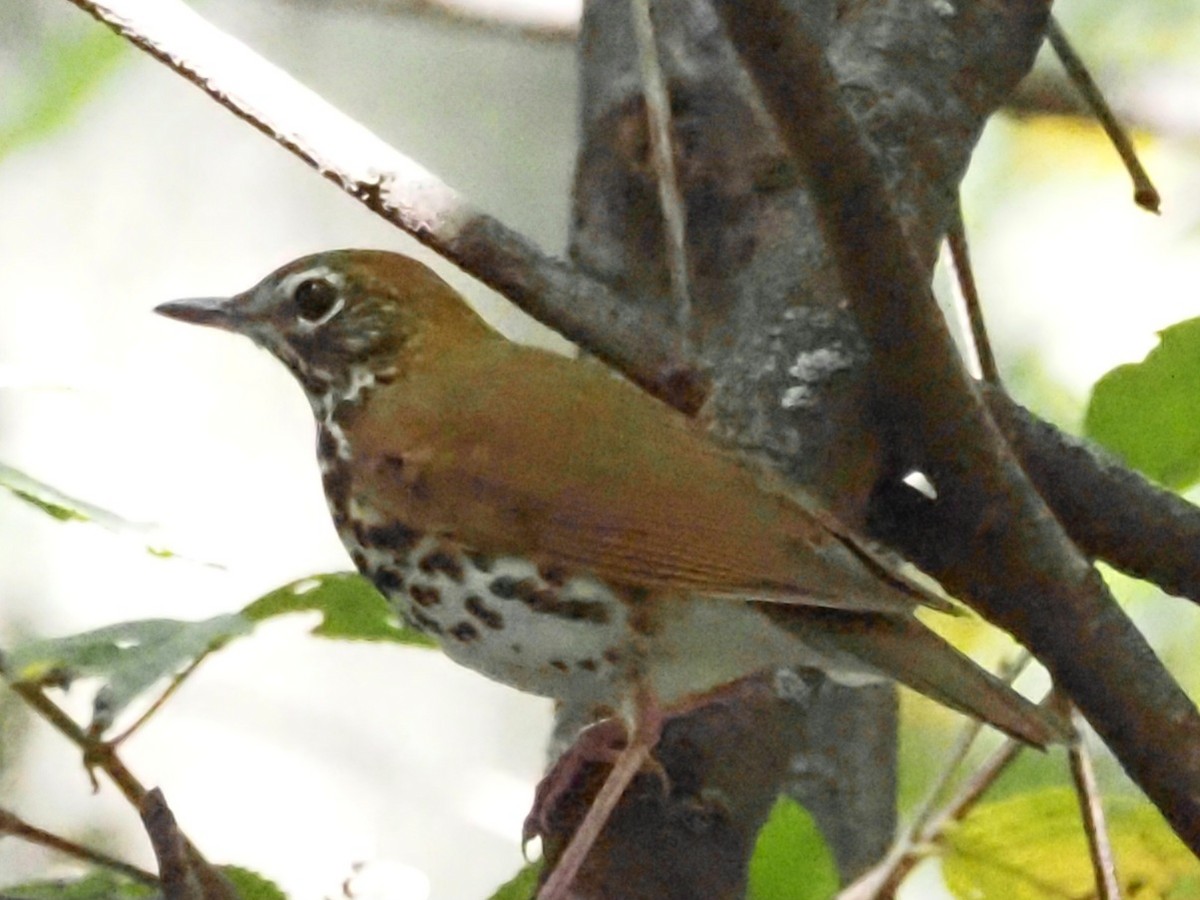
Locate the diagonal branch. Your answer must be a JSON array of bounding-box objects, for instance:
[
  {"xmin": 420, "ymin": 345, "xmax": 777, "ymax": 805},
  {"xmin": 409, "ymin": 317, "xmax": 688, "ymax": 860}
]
[
  {"xmin": 64, "ymin": 0, "xmax": 706, "ymax": 412},
  {"xmin": 985, "ymin": 387, "xmax": 1200, "ymax": 605}
]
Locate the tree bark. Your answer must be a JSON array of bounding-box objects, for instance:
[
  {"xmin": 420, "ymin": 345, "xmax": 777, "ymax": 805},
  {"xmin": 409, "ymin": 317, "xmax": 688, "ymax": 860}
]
[{"xmin": 546, "ymin": 0, "xmax": 1052, "ymax": 892}]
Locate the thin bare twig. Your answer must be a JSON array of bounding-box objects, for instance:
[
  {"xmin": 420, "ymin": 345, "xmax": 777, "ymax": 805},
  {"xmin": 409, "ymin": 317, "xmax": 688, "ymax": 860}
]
[
  {"xmin": 946, "ymin": 198, "xmax": 1000, "ymax": 385},
  {"xmin": 837, "ymin": 652, "xmax": 1035, "ymax": 899},
  {"xmin": 9, "ymin": 681, "xmax": 218, "ymax": 877},
  {"xmin": 1045, "ymin": 18, "xmax": 1160, "ymax": 213},
  {"xmin": 630, "ymin": 0, "xmax": 692, "ymax": 336},
  {"xmin": 838, "ymin": 735, "xmax": 1026, "ymax": 899},
  {"xmin": 0, "ymin": 806, "xmax": 159, "ymax": 885},
  {"xmin": 1065, "ymin": 705, "xmax": 1123, "ymax": 900}
]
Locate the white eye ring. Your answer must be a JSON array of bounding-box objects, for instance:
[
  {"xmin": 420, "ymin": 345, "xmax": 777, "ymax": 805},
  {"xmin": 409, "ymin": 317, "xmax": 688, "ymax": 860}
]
[{"xmin": 284, "ymin": 267, "xmax": 345, "ymax": 328}]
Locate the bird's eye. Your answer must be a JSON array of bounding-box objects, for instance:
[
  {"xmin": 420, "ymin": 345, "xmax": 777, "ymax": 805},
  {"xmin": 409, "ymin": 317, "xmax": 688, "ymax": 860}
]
[{"xmin": 292, "ymin": 277, "xmax": 340, "ymax": 322}]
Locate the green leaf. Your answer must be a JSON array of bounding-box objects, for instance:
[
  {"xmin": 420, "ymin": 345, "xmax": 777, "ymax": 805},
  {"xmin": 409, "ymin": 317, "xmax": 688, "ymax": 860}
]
[
  {"xmin": 219, "ymin": 865, "xmax": 288, "ymax": 900},
  {"xmin": 244, "ymin": 573, "xmax": 436, "ymax": 648},
  {"xmin": 0, "ymin": 573, "xmax": 434, "ymax": 735},
  {"xmin": 489, "ymin": 861, "xmax": 543, "ymax": 900},
  {"xmin": 2, "ymin": 614, "xmax": 251, "ymax": 731},
  {"xmin": 2, "ymin": 462, "xmax": 130, "ymax": 526},
  {"xmin": 942, "ymin": 787, "xmax": 1200, "ymax": 900},
  {"xmin": 0, "ymin": 27, "xmax": 126, "ymax": 159},
  {"xmin": 0, "ymin": 870, "xmax": 156, "ymax": 899},
  {"xmin": 748, "ymin": 797, "xmax": 839, "ymax": 900},
  {"xmin": 1084, "ymin": 316, "xmax": 1200, "ymax": 489},
  {"xmin": 0, "ymin": 461, "xmax": 201, "ymax": 562}
]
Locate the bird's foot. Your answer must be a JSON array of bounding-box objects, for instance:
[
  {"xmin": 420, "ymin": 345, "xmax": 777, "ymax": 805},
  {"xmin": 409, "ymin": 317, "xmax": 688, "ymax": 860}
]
[
  {"xmin": 523, "ymin": 716, "xmax": 671, "ymax": 850},
  {"xmin": 524, "ymin": 717, "xmax": 623, "ymax": 851},
  {"xmin": 532, "ymin": 693, "xmax": 665, "ymax": 900}
]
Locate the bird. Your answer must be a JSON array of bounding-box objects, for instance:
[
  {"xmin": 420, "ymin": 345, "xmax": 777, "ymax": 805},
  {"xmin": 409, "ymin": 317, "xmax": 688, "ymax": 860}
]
[{"xmin": 156, "ymin": 250, "xmax": 1069, "ymax": 898}]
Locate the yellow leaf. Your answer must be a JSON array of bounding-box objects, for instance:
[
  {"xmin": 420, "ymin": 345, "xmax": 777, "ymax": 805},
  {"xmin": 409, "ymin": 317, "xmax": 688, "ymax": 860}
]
[{"xmin": 942, "ymin": 787, "xmax": 1199, "ymax": 899}]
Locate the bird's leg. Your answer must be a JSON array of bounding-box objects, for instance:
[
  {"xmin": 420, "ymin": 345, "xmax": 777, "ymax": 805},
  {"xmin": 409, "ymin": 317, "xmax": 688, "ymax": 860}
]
[
  {"xmin": 536, "ymin": 690, "xmax": 664, "ymax": 900},
  {"xmin": 523, "ymin": 716, "xmax": 630, "ymax": 850}
]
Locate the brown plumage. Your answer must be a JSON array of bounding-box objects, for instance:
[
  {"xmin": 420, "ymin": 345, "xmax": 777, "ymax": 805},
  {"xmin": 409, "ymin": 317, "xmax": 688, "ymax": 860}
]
[{"xmin": 158, "ymin": 250, "xmax": 1070, "ymax": 899}]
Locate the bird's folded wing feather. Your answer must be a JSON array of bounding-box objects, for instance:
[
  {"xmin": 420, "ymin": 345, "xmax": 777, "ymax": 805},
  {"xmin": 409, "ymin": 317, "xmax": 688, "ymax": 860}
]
[{"xmin": 348, "ymin": 342, "xmax": 948, "ymax": 616}]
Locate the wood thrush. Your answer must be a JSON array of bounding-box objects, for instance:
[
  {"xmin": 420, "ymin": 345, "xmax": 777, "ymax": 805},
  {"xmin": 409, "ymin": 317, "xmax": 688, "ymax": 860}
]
[{"xmin": 157, "ymin": 251, "xmax": 1068, "ymax": 897}]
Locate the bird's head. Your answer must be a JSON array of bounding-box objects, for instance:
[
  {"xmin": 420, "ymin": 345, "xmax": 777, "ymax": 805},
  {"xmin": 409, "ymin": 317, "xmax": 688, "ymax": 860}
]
[{"xmin": 156, "ymin": 250, "xmax": 493, "ymax": 411}]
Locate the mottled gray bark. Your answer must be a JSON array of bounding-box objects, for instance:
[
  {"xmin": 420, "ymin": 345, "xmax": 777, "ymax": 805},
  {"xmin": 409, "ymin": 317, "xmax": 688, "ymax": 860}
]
[{"xmin": 544, "ymin": 0, "xmax": 1049, "ymax": 892}]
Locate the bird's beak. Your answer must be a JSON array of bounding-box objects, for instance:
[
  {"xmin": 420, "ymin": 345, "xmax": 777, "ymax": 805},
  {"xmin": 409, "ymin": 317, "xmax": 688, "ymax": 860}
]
[{"xmin": 154, "ymin": 296, "xmax": 240, "ymax": 331}]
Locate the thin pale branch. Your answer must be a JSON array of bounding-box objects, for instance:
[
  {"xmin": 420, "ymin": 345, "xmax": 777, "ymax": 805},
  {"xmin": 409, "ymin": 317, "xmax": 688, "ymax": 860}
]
[
  {"xmin": 630, "ymin": 0, "xmax": 692, "ymax": 335},
  {"xmin": 946, "ymin": 198, "xmax": 1000, "ymax": 385},
  {"xmin": 63, "ymin": 0, "xmax": 706, "ymax": 412}
]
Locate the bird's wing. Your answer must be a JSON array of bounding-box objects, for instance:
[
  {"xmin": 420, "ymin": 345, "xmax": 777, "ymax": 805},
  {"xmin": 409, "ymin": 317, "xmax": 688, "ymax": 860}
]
[{"xmin": 348, "ymin": 342, "xmax": 947, "ymax": 616}]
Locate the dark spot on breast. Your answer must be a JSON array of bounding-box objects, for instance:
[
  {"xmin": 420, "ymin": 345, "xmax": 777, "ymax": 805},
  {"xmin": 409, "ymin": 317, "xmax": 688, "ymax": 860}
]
[
  {"xmin": 489, "ymin": 575, "xmax": 520, "ymax": 598},
  {"xmin": 363, "ymin": 522, "xmax": 422, "ymax": 553},
  {"xmin": 374, "ymin": 568, "xmax": 406, "ymax": 593},
  {"xmin": 350, "ymin": 550, "xmax": 368, "ymax": 571},
  {"xmin": 602, "ymin": 648, "xmax": 621, "ymax": 664},
  {"xmin": 564, "ymin": 600, "xmax": 609, "ymax": 628},
  {"xmin": 578, "ymin": 658, "xmax": 598, "ymax": 672},
  {"xmin": 466, "ymin": 551, "xmax": 495, "ymax": 574},
  {"xmin": 321, "ymin": 467, "xmax": 350, "ymax": 507},
  {"xmin": 411, "ymin": 610, "xmax": 443, "ymax": 635},
  {"xmin": 465, "ymin": 595, "xmax": 504, "ymax": 630},
  {"xmin": 524, "ymin": 586, "xmax": 559, "ymax": 611},
  {"xmin": 419, "ymin": 550, "xmax": 465, "ymax": 583},
  {"xmin": 549, "ymin": 659, "xmax": 569, "ymax": 673},
  {"xmin": 331, "ymin": 402, "xmax": 362, "ymax": 427},
  {"xmin": 630, "ymin": 607, "xmax": 655, "ymax": 636},
  {"xmin": 317, "ymin": 427, "xmax": 339, "ymax": 460},
  {"xmin": 409, "ymin": 584, "xmax": 441, "ymax": 608},
  {"xmin": 449, "ymin": 621, "xmax": 480, "ymax": 643},
  {"xmin": 510, "ymin": 643, "xmax": 523, "ymax": 654},
  {"xmin": 489, "ymin": 576, "xmax": 612, "ymax": 624},
  {"xmin": 538, "ymin": 564, "xmax": 569, "ymax": 586},
  {"xmin": 512, "ymin": 578, "xmax": 544, "ymax": 603},
  {"xmin": 539, "ymin": 594, "xmax": 612, "ymax": 625}
]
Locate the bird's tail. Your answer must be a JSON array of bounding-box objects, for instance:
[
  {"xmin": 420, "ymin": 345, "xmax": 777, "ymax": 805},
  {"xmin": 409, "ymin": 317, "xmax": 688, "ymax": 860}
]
[{"xmin": 786, "ymin": 607, "xmax": 1073, "ymax": 748}]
